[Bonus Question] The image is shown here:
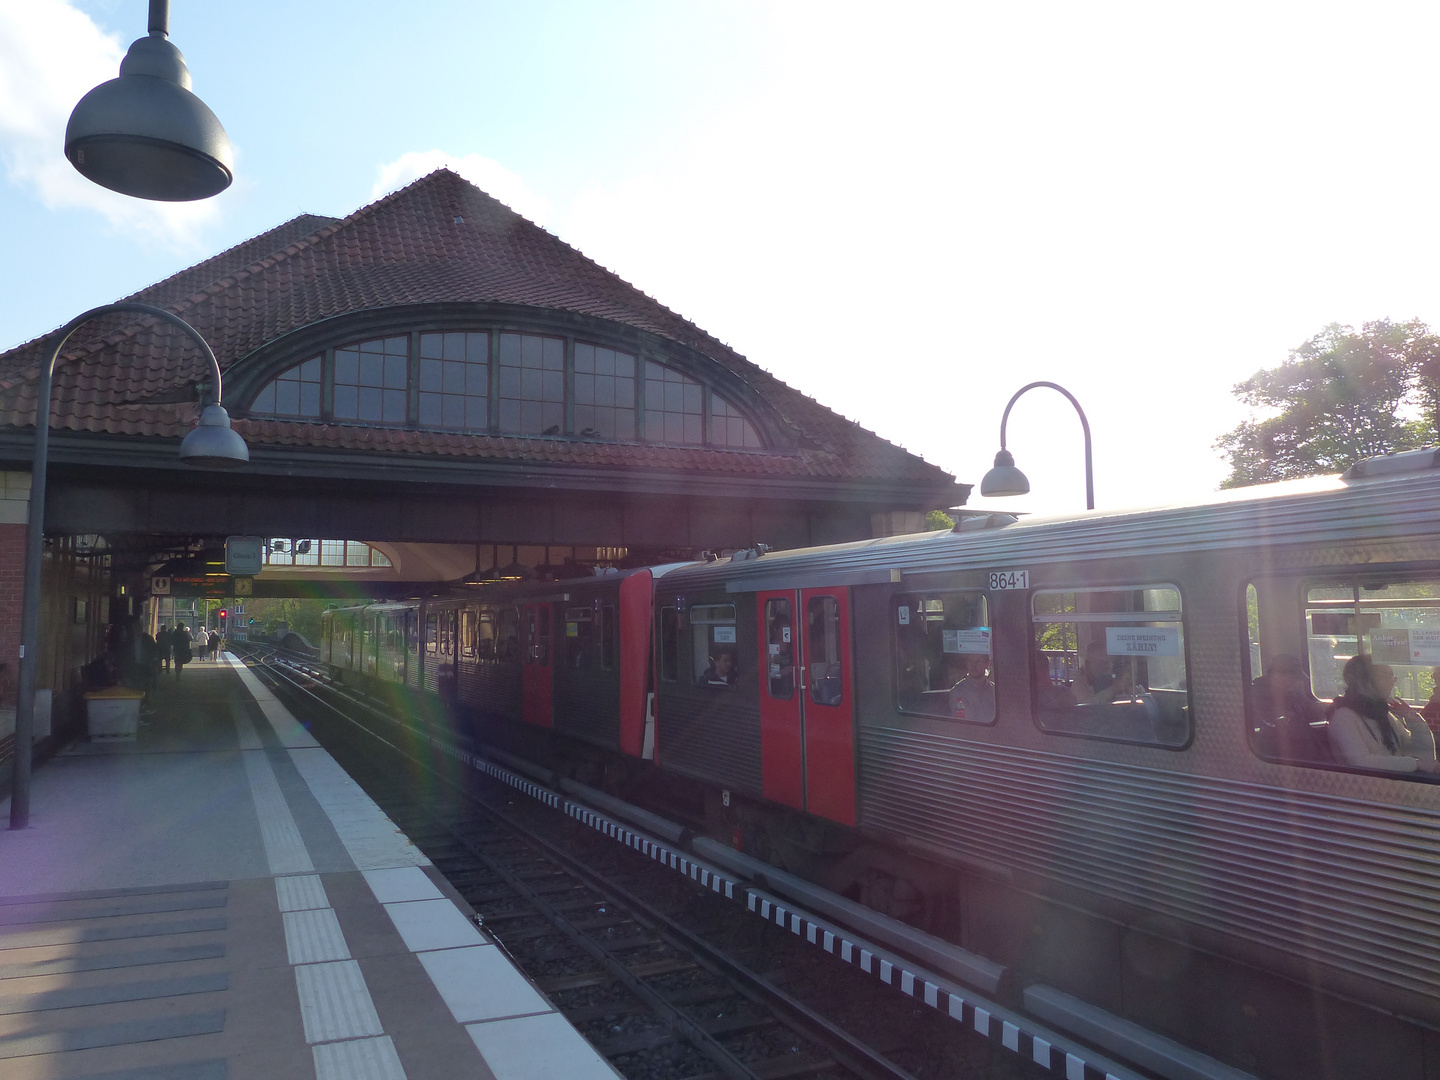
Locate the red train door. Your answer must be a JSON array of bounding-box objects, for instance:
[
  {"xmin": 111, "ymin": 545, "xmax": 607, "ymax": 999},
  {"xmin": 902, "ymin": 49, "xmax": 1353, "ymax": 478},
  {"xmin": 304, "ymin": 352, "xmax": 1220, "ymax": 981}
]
[
  {"xmin": 522, "ymin": 603, "xmax": 554, "ymax": 727},
  {"xmin": 799, "ymin": 587, "xmax": 856, "ymax": 826},
  {"xmin": 756, "ymin": 591, "xmax": 805, "ymax": 809}
]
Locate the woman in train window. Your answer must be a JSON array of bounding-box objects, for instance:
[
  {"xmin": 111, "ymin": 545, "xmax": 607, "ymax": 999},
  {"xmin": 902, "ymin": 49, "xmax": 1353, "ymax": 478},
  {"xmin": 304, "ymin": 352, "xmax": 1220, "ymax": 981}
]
[{"xmin": 1327, "ymin": 654, "xmax": 1440, "ymax": 774}]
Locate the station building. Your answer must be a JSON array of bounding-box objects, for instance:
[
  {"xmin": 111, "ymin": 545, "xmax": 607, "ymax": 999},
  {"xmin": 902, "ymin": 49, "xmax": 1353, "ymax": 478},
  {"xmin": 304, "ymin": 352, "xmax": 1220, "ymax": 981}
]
[{"xmin": 0, "ymin": 169, "xmax": 965, "ymax": 774}]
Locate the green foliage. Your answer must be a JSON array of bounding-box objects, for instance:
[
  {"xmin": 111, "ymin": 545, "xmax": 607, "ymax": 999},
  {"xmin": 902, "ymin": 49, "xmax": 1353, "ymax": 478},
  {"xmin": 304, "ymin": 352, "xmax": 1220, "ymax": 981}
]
[
  {"xmin": 924, "ymin": 509, "xmax": 956, "ymax": 531},
  {"xmin": 1216, "ymin": 319, "xmax": 1440, "ymax": 487},
  {"xmin": 239, "ymin": 598, "xmax": 343, "ymax": 642}
]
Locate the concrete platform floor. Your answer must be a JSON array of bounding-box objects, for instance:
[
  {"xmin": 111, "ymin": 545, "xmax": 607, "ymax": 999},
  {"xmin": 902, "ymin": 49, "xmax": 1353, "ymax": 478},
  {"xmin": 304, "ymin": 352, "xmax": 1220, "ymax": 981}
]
[{"xmin": 0, "ymin": 656, "xmax": 619, "ymax": 1080}]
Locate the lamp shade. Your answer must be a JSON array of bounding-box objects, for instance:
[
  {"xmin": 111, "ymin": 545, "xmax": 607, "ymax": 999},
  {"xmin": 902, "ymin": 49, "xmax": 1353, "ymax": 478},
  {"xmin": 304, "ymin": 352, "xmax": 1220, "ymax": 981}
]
[
  {"xmin": 979, "ymin": 448, "xmax": 1030, "ymax": 498},
  {"xmin": 179, "ymin": 404, "xmax": 249, "ymax": 468},
  {"xmin": 64, "ymin": 34, "xmax": 232, "ymax": 202}
]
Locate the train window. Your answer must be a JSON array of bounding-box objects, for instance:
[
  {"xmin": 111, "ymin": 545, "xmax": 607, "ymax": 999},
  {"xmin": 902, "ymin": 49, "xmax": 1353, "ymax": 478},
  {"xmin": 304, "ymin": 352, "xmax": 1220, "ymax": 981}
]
[
  {"xmin": 460, "ymin": 608, "xmax": 477, "ymax": 658},
  {"xmin": 600, "ymin": 604, "xmax": 617, "ymax": 671},
  {"xmin": 765, "ymin": 598, "xmax": 796, "ymax": 700},
  {"xmin": 538, "ymin": 605, "xmax": 551, "ymax": 666},
  {"xmin": 893, "ymin": 591, "xmax": 991, "ymax": 722},
  {"xmin": 691, "ymin": 603, "xmax": 739, "ymax": 688},
  {"xmin": 425, "ymin": 613, "xmax": 438, "ymax": 652},
  {"xmin": 1247, "ymin": 575, "xmax": 1440, "ymax": 776},
  {"xmin": 476, "ymin": 607, "xmax": 496, "ymax": 659},
  {"xmin": 659, "ymin": 606, "xmax": 680, "ymax": 682},
  {"xmin": 522, "ymin": 609, "xmax": 536, "ymax": 665},
  {"xmin": 806, "ymin": 595, "xmax": 844, "ymax": 706},
  {"xmin": 565, "ymin": 607, "xmax": 597, "ymax": 670},
  {"xmin": 496, "ymin": 607, "xmax": 519, "ymax": 661},
  {"xmin": 1031, "ymin": 586, "xmax": 1189, "ymax": 747}
]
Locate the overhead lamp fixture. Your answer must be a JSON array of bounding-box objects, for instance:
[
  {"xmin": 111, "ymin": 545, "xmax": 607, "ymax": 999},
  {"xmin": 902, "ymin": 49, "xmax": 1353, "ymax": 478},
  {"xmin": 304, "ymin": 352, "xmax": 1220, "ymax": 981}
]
[
  {"xmin": 979, "ymin": 381, "xmax": 1094, "ymax": 510},
  {"xmin": 64, "ymin": 0, "xmax": 233, "ymax": 201}
]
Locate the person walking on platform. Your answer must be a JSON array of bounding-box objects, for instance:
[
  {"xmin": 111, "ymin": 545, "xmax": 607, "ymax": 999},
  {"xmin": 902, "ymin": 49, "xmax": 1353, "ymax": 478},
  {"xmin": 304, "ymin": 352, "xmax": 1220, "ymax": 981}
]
[
  {"xmin": 172, "ymin": 624, "xmax": 193, "ymax": 680},
  {"xmin": 207, "ymin": 630, "xmax": 220, "ymax": 661},
  {"xmin": 158, "ymin": 625, "xmax": 173, "ymax": 672}
]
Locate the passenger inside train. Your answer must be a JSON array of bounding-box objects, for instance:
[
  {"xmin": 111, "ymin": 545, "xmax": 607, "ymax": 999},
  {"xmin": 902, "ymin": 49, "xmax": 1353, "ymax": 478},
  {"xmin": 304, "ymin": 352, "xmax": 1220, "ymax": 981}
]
[
  {"xmin": 947, "ymin": 653, "xmax": 996, "ymax": 722},
  {"xmin": 1248, "ymin": 653, "xmax": 1330, "ymax": 761},
  {"xmin": 1326, "ymin": 655, "xmax": 1440, "ymax": 774},
  {"xmin": 698, "ymin": 647, "xmax": 738, "ymax": 688}
]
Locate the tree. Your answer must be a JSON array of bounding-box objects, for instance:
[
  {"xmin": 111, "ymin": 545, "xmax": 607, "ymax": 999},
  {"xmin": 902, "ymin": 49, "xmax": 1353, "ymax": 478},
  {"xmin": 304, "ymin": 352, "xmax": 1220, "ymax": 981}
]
[
  {"xmin": 925, "ymin": 509, "xmax": 956, "ymax": 530},
  {"xmin": 1215, "ymin": 319, "xmax": 1440, "ymax": 488}
]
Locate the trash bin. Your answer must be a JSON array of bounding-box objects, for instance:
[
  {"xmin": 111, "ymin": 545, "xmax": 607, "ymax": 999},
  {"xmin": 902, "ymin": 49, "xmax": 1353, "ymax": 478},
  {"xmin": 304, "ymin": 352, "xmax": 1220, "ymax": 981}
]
[{"xmin": 85, "ymin": 687, "xmax": 145, "ymax": 740}]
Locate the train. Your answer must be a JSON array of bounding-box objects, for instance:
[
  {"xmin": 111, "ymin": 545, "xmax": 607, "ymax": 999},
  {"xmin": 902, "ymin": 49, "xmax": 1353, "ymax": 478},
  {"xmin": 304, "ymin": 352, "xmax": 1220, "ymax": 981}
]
[{"xmin": 320, "ymin": 447, "xmax": 1440, "ymax": 1080}]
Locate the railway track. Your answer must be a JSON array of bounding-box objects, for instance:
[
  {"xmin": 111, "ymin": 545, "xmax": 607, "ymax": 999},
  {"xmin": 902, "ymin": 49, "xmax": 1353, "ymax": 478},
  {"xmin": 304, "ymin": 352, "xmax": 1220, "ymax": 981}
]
[{"xmin": 232, "ymin": 642, "xmax": 1130, "ymax": 1080}]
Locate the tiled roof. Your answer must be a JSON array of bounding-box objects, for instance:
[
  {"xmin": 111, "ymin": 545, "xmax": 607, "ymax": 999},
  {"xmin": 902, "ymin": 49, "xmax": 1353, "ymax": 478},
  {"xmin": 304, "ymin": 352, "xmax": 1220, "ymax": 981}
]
[{"xmin": 0, "ymin": 171, "xmax": 954, "ymax": 488}]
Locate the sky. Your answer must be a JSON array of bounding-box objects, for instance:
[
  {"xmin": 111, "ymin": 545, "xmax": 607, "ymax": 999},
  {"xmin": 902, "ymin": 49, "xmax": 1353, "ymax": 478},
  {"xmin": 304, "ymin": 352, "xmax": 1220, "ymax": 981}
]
[{"xmin": 3, "ymin": 1, "xmax": 1440, "ymax": 518}]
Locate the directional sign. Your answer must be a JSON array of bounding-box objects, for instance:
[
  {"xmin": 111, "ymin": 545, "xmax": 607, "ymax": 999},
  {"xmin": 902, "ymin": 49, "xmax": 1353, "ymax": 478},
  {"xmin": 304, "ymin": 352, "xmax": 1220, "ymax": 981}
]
[{"xmin": 225, "ymin": 536, "xmax": 264, "ymax": 576}]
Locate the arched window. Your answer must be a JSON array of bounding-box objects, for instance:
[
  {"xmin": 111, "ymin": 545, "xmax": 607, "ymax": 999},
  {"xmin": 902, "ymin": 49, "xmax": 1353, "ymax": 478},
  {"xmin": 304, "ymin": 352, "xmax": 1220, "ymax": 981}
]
[
  {"xmin": 248, "ymin": 328, "xmax": 767, "ymax": 449},
  {"xmin": 644, "ymin": 361, "xmax": 703, "ymax": 445},
  {"xmin": 710, "ymin": 393, "xmax": 762, "ymax": 448},
  {"xmin": 250, "ymin": 356, "xmax": 321, "ymax": 418}
]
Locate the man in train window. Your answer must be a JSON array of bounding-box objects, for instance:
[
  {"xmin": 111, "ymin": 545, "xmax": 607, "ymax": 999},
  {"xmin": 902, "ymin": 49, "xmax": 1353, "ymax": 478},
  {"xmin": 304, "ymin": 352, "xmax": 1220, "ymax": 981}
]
[
  {"xmin": 948, "ymin": 653, "xmax": 996, "ymax": 722},
  {"xmin": 699, "ymin": 646, "xmax": 738, "ymax": 688}
]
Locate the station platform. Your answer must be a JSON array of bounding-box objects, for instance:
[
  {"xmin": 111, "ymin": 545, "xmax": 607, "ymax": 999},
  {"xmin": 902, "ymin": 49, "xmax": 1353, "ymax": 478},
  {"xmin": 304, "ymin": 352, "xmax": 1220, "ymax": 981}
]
[{"xmin": 0, "ymin": 655, "xmax": 620, "ymax": 1080}]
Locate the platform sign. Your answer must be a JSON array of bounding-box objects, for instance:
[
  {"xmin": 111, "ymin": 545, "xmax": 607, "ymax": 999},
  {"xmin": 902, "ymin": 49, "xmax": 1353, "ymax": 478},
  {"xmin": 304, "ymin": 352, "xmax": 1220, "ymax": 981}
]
[
  {"xmin": 150, "ymin": 576, "xmax": 171, "ymax": 596},
  {"xmin": 225, "ymin": 536, "xmax": 264, "ymax": 576}
]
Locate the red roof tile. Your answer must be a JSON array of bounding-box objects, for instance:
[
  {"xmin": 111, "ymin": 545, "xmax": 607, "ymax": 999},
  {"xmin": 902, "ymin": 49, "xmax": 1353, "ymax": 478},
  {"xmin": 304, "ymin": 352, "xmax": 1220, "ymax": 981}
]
[{"xmin": 0, "ymin": 171, "xmax": 952, "ymax": 488}]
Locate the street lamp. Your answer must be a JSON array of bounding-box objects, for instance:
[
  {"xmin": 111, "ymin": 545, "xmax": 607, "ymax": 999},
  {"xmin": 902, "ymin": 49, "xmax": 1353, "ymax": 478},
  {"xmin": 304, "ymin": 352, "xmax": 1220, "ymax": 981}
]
[
  {"xmin": 9, "ymin": 302, "xmax": 247, "ymax": 829},
  {"xmin": 980, "ymin": 381, "xmax": 1095, "ymax": 511},
  {"xmin": 64, "ymin": 1, "xmax": 233, "ymax": 202}
]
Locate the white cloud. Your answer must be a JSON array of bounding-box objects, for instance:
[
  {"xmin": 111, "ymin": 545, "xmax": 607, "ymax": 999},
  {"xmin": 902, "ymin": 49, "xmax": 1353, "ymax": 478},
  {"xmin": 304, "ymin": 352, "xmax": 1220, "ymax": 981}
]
[
  {"xmin": 372, "ymin": 150, "xmax": 555, "ymax": 229},
  {"xmin": 0, "ymin": 0, "xmax": 221, "ymax": 245}
]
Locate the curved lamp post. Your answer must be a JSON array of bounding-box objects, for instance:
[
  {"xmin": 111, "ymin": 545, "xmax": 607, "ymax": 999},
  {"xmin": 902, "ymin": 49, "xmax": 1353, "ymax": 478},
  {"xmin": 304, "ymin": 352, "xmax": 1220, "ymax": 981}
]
[
  {"xmin": 64, "ymin": 0, "xmax": 233, "ymax": 202},
  {"xmin": 980, "ymin": 380, "xmax": 1095, "ymax": 511},
  {"xmin": 9, "ymin": 302, "xmax": 247, "ymax": 829}
]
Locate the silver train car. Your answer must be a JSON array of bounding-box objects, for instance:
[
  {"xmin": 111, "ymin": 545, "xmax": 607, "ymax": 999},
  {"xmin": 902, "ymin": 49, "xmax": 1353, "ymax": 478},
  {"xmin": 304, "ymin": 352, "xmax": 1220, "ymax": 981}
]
[{"xmin": 320, "ymin": 449, "xmax": 1440, "ymax": 1080}]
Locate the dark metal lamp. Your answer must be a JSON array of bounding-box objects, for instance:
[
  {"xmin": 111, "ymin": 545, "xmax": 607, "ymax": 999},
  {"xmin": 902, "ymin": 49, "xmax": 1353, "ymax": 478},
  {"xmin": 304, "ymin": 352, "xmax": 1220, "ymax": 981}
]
[
  {"xmin": 64, "ymin": 1, "xmax": 233, "ymax": 202},
  {"xmin": 979, "ymin": 448, "xmax": 1030, "ymax": 498},
  {"xmin": 980, "ymin": 381, "xmax": 1094, "ymax": 510}
]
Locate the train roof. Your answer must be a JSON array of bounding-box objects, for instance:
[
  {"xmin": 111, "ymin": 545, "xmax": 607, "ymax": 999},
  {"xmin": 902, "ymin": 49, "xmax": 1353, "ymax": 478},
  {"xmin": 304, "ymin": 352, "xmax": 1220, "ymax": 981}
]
[{"xmin": 660, "ymin": 448, "xmax": 1440, "ymax": 592}]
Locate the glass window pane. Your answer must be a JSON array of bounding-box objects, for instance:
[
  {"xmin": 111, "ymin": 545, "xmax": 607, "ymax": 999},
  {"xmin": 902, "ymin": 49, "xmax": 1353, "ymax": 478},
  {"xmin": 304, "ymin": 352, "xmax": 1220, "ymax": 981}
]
[
  {"xmin": 1031, "ymin": 586, "xmax": 1189, "ymax": 747},
  {"xmin": 575, "ymin": 374, "xmax": 595, "ymax": 405},
  {"xmin": 384, "ymin": 389, "xmax": 406, "ymax": 421},
  {"xmin": 420, "ymin": 333, "xmax": 443, "ymax": 359},
  {"xmin": 300, "ymin": 383, "xmax": 320, "ymax": 416},
  {"xmin": 358, "ymin": 387, "xmax": 382, "ymax": 419},
  {"xmin": 360, "ymin": 353, "xmax": 382, "ymax": 386},
  {"xmin": 384, "ymin": 354, "xmax": 407, "ymax": 388},
  {"xmin": 575, "ymin": 343, "xmax": 594, "ymax": 372},
  {"xmin": 419, "ymin": 394, "xmax": 441, "ymax": 425},
  {"xmin": 276, "ymin": 381, "xmax": 299, "ymax": 415},
  {"xmin": 335, "ymin": 349, "xmax": 358, "ymax": 384},
  {"xmin": 806, "ymin": 596, "xmax": 843, "ymax": 706},
  {"xmin": 766, "ymin": 598, "xmax": 795, "ymax": 700},
  {"xmin": 252, "ymin": 383, "xmax": 276, "ymax": 413},
  {"xmin": 334, "ymin": 385, "xmax": 358, "ymax": 418},
  {"xmin": 420, "ymin": 357, "xmax": 441, "ymax": 392}
]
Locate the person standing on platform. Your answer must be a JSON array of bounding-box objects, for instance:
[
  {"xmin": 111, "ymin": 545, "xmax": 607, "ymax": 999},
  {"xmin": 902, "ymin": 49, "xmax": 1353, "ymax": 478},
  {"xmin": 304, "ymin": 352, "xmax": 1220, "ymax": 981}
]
[
  {"xmin": 207, "ymin": 630, "xmax": 220, "ymax": 661},
  {"xmin": 158, "ymin": 624, "xmax": 173, "ymax": 672},
  {"xmin": 172, "ymin": 624, "xmax": 193, "ymax": 680}
]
